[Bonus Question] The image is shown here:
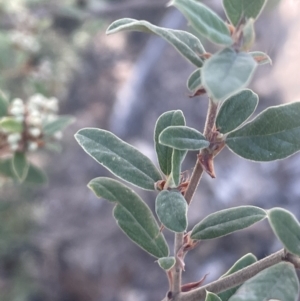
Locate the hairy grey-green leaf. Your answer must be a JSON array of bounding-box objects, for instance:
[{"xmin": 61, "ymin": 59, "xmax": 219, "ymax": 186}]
[
  {"xmin": 171, "ymin": 0, "xmax": 232, "ymax": 46},
  {"xmin": 223, "ymin": 0, "xmax": 266, "ymax": 26},
  {"xmin": 89, "ymin": 177, "xmax": 169, "ymax": 258},
  {"xmin": 202, "ymin": 47, "xmax": 257, "ymax": 102},
  {"xmin": 216, "ymin": 89, "xmax": 258, "ymax": 134},
  {"xmin": 171, "ymin": 149, "xmax": 187, "ymax": 187},
  {"xmin": 154, "ymin": 110, "xmax": 185, "ymax": 176},
  {"xmin": 107, "ymin": 18, "xmax": 204, "ymax": 67},
  {"xmin": 191, "ymin": 206, "xmax": 266, "ymax": 240},
  {"xmin": 0, "ymin": 117, "xmax": 23, "ymax": 133},
  {"xmin": 12, "ymin": 152, "xmax": 29, "ymax": 181},
  {"xmin": 250, "ymin": 51, "xmax": 272, "ymax": 65},
  {"xmin": 229, "ymin": 262, "xmax": 299, "ymax": 301},
  {"xmin": 206, "ymin": 292, "xmax": 222, "ymax": 301},
  {"xmin": 155, "ymin": 190, "xmax": 188, "ymax": 233},
  {"xmin": 268, "ymin": 208, "xmax": 300, "ymax": 257},
  {"xmin": 226, "ymin": 102, "xmax": 300, "ymax": 161},
  {"xmin": 187, "ymin": 69, "xmax": 202, "ymax": 92},
  {"xmin": 24, "ymin": 164, "xmax": 47, "ymax": 185},
  {"xmin": 241, "ymin": 18, "xmax": 255, "ymax": 51},
  {"xmin": 159, "ymin": 125, "xmax": 209, "ymax": 150},
  {"xmin": 218, "ymin": 253, "xmax": 257, "ymax": 301},
  {"xmin": 43, "ymin": 115, "xmax": 74, "ymax": 136},
  {"xmin": 75, "ymin": 128, "xmax": 162, "ymax": 190},
  {"xmin": 158, "ymin": 257, "xmax": 176, "ymax": 271}
]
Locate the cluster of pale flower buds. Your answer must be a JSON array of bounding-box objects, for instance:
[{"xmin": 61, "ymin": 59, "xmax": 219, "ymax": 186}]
[
  {"xmin": 4, "ymin": 94, "xmax": 62, "ymax": 152},
  {"xmin": 9, "ymin": 30, "xmax": 40, "ymax": 53}
]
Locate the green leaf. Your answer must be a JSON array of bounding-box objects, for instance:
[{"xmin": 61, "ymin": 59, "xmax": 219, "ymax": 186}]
[
  {"xmin": 0, "ymin": 117, "xmax": 23, "ymax": 133},
  {"xmin": 223, "ymin": 0, "xmax": 267, "ymax": 26},
  {"xmin": 24, "ymin": 164, "xmax": 47, "ymax": 185},
  {"xmin": 0, "ymin": 158, "xmax": 15, "ymax": 179},
  {"xmin": 43, "ymin": 115, "xmax": 74, "ymax": 136},
  {"xmin": 159, "ymin": 126, "xmax": 209, "ymax": 151},
  {"xmin": 202, "ymin": 47, "xmax": 257, "ymax": 102},
  {"xmin": 89, "ymin": 177, "xmax": 169, "ymax": 258},
  {"xmin": 155, "ymin": 190, "xmax": 188, "ymax": 233},
  {"xmin": 206, "ymin": 291, "xmax": 222, "ymax": 301},
  {"xmin": 187, "ymin": 69, "xmax": 202, "ymax": 92},
  {"xmin": 268, "ymin": 208, "xmax": 300, "ymax": 257},
  {"xmin": 171, "ymin": 149, "xmax": 187, "ymax": 187},
  {"xmin": 171, "ymin": 0, "xmax": 232, "ymax": 46},
  {"xmin": 191, "ymin": 206, "xmax": 266, "ymax": 240},
  {"xmin": 12, "ymin": 152, "xmax": 29, "ymax": 181},
  {"xmin": 226, "ymin": 102, "xmax": 300, "ymax": 161},
  {"xmin": 75, "ymin": 128, "xmax": 162, "ymax": 190},
  {"xmin": 250, "ymin": 51, "xmax": 272, "ymax": 65},
  {"xmin": 228, "ymin": 262, "xmax": 299, "ymax": 301},
  {"xmin": 106, "ymin": 18, "xmax": 204, "ymax": 67},
  {"xmin": 158, "ymin": 256, "xmax": 176, "ymax": 271},
  {"xmin": 154, "ymin": 110, "xmax": 186, "ymax": 176},
  {"xmin": 216, "ymin": 89, "xmax": 258, "ymax": 134},
  {"xmin": 241, "ymin": 19, "xmax": 255, "ymax": 51},
  {"xmin": 218, "ymin": 253, "xmax": 257, "ymax": 301},
  {"xmin": 0, "ymin": 91, "xmax": 8, "ymax": 117}
]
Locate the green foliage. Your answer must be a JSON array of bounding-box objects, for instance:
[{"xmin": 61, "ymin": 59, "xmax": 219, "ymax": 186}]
[
  {"xmin": 250, "ymin": 51, "xmax": 272, "ymax": 65},
  {"xmin": 226, "ymin": 102, "xmax": 300, "ymax": 161},
  {"xmin": 218, "ymin": 253, "xmax": 257, "ymax": 301},
  {"xmin": 43, "ymin": 115, "xmax": 75, "ymax": 136},
  {"xmin": 223, "ymin": 0, "xmax": 267, "ymax": 26},
  {"xmin": 0, "ymin": 92, "xmax": 8, "ymax": 117},
  {"xmin": 206, "ymin": 291, "xmax": 222, "ymax": 301},
  {"xmin": 75, "ymin": 128, "xmax": 162, "ymax": 190},
  {"xmin": 73, "ymin": 0, "xmax": 300, "ymax": 299},
  {"xmin": 12, "ymin": 152, "xmax": 29, "ymax": 181},
  {"xmin": 88, "ymin": 177, "xmax": 169, "ymax": 258},
  {"xmin": 159, "ymin": 126, "xmax": 209, "ymax": 150},
  {"xmin": 187, "ymin": 69, "xmax": 202, "ymax": 93},
  {"xmin": 268, "ymin": 208, "xmax": 300, "ymax": 256},
  {"xmin": 191, "ymin": 206, "xmax": 267, "ymax": 240},
  {"xmin": 154, "ymin": 110, "xmax": 186, "ymax": 176},
  {"xmin": 171, "ymin": 0, "xmax": 232, "ymax": 46},
  {"xmin": 155, "ymin": 190, "xmax": 188, "ymax": 233},
  {"xmin": 229, "ymin": 262, "xmax": 299, "ymax": 301},
  {"xmin": 107, "ymin": 19, "xmax": 205, "ymax": 67},
  {"xmin": 216, "ymin": 89, "xmax": 258, "ymax": 134},
  {"xmin": 202, "ymin": 48, "xmax": 257, "ymax": 102},
  {"xmin": 0, "ymin": 117, "xmax": 23, "ymax": 133},
  {"xmin": 158, "ymin": 257, "xmax": 176, "ymax": 271}
]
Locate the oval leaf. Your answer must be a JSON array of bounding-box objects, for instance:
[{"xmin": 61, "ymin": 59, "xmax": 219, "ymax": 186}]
[
  {"xmin": 218, "ymin": 253, "xmax": 257, "ymax": 301},
  {"xmin": 250, "ymin": 51, "xmax": 272, "ymax": 65},
  {"xmin": 216, "ymin": 89, "xmax": 258, "ymax": 134},
  {"xmin": 158, "ymin": 256, "xmax": 176, "ymax": 271},
  {"xmin": 154, "ymin": 110, "xmax": 186, "ymax": 176},
  {"xmin": 223, "ymin": 0, "xmax": 267, "ymax": 26},
  {"xmin": 75, "ymin": 128, "xmax": 162, "ymax": 190},
  {"xmin": 106, "ymin": 18, "xmax": 204, "ymax": 67},
  {"xmin": 191, "ymin": 206, "xmax": 266, "ymax": 240},
  {"xmin": 171, "ymin": 0, "xmax": 232, "ymax": 46},
  {"xmin": 187, "ymin": 69, "xmax": 202, "ymax": 92},
  {"xmin": 202, "ymin": 47, "xmax": 257, "ymax": 102},
  {"xmin": 171, "ymin": 149, "xmax": 187, "ymax": 187},
  {"xmin": 228, "ymin": 262, "xmax": 299, "ymax": 301},
  {"xmin": 241, "ymin": 18, "xmax": 255, "ymax": 51},
  {"xmin": 206, "ymin": 292, "xmax": 222, "ymax": 301},
  {"xmin": 0, "ymin": 117, "xmax": 23, "ymax": 133},
  {"xmin": 88, "ymin": 177, "xmax": 169, "ymax": 258},
  {"xmin": 268, "ymin": 208, "xmax": 300, "ymax": 257},
  {"xmin": 226, "ymin": 102, "xmax": 300, "ymax": 161},
  {"xmin": 43, "ymin": 115, "xmax": 74, "ymax": 136},
  {"xmin": 12, "ymin": 152, "xmax": 29, "ymax": 181},
  {"xmin": 24, "ymin": 164, "xmax": 47, "ymax": 185},
  {"xmin": 159, "ymin": 126, "xmax": 209, "ymax": 151},
  {"xmin": 155, "ymin": 190, "xmax": 188, "ymax": 232}
]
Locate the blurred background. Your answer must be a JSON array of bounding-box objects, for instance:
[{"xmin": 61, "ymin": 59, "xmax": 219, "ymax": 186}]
[{"xmin": 0, "ymin": 0, "xmax": 300, "ymax": 300}]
